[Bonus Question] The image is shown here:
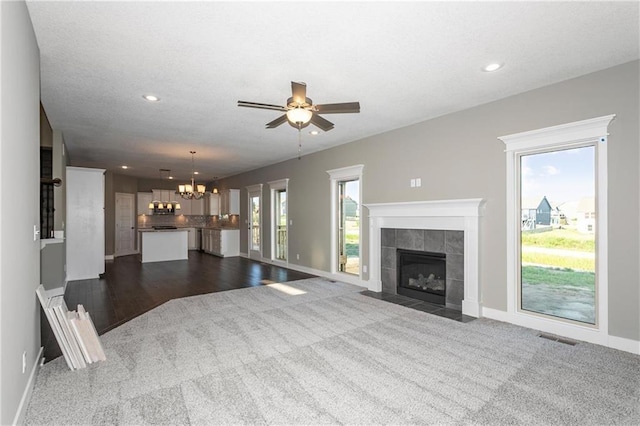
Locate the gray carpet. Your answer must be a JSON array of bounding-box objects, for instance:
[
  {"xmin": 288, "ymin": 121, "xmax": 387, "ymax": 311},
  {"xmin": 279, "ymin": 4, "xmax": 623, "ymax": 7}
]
[{"xmin": 26, "ymin": 278, "xmax": 640, "ymax": 425}]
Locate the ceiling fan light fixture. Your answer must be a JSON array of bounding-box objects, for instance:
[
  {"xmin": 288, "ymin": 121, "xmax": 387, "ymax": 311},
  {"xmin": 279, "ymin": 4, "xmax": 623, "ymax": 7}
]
[{"xmin": 286, "ymin": 107, "xmax": 313, "ymax": 125}]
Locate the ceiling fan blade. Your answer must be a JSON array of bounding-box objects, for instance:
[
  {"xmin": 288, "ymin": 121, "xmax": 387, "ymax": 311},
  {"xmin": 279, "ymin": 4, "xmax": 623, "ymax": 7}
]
[
  {"xmin": 266, "ymin": 114, "xmax": 288, "ymax": 128},
  {"xmin": 291, "ymin": 82, "xmax": 307, "ymax": 105},
  {"xmin": 310, "ymin": 113, "xmax": 334, "ymax": 132},
  {"xmin": 238, "ymin": 101, "xmax": 286, "ymax": 111},
  {"xmin": 314, "ymin": 102, "xmax": 360, "ymax": 114}
]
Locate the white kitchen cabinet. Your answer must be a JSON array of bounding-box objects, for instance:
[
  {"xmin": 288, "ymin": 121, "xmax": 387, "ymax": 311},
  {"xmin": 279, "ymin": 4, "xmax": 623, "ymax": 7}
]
[
  {"xmin": 201, "ymin": 228, "xmax": 239, "ymax": 257},
  {"xmin": 186, "ymin": 227, "xmax": 200, "ymax": 249},
  {"xmin": 205, "ymin": 193, "xmax": 220, "ymax": 216},
  {"xmin": 220, "ymin": 229, "xmax": 240, "ymax": 256},
  {"xmin": 137, "ymin": 192, "xmax": 153, "ymax": 215},
  {"xmin": 191, "ymin": 198, "xmax": 205, "ymax": 215},
  {"xmin": 220, "ymin": 189, "xmax": 240, "ymax": 215},
  {"xmin": 66, "ymin": 167, "xmax": 105, "ymax": 281}
]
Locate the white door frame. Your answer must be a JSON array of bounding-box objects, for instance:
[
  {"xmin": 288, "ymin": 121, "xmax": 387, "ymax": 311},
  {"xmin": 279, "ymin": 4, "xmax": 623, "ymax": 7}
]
[
  {"xmin": 327, "ymin": 164, "xmax": 364, "ymax": 277},
  {"xmin": 247, "ymin": 184, "xmax": 263, "ymax": 260},
  {"xmin": 115, "ymin": 192, "xmax": 136, "ymax": 257},
  {"xmin": 268, "ymin": 178, "xmax": 288, "ymax": 265},
  {"xmin": 499, "ymin": 114, "xmax": 614, "ymax": 346}
]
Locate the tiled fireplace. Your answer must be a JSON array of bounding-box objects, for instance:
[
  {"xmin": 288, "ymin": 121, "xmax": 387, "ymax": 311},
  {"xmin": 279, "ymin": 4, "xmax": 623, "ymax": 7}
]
[
  {"xmin": 365, "ymin": 199, "xmax": 485, "ymax": 317},
  {"xmin": 382, "ymin": 229, "xmax": 464, "ymax": 309}
]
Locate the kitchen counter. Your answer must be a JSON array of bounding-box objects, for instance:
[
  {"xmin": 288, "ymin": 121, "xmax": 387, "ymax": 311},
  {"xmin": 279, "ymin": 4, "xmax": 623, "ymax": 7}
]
[
  {"xmin": 201, "ymin": 228, "xmax": 240, "ymax": 257},
  {"xmin": 139, "ymin": 229, "xmax": 188, "ymax": 263}
]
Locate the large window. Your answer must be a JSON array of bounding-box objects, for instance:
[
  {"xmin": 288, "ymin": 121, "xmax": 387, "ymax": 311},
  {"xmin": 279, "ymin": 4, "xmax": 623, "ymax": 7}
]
[
  {"xmin": 519, "ymin": 145, "xmax": 596, "ymax": 324},
  {"xmin": 327, "ymin": 165, "xmax": 363, "ymax": 277},
  {"xmin": 247, "ymin": 184, "xmax": 263, "ymax": 259},
  {"xmin": 501, "ymin": 115, "xmax": 614, "ymax": 342},
  {"xmin": 269, "ymin": 179, "xmax": 288, "ymax": 263},
  {"xmin": 338, "ymin": 179, "xmax": 360, "ymax": 274}
]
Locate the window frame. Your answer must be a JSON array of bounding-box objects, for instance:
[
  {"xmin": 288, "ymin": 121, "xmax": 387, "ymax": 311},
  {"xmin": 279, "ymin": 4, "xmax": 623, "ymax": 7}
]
[
  {"xmin": 268, "ymin": 178, "xmax": 289, "ymax": 265},
  {"xmin": 327, "ymin": 164, "xmax": 364, "ymax": 277},
  {"xmin": 500, "ymin": 115, "xmax": 614, "ymax": 344}
]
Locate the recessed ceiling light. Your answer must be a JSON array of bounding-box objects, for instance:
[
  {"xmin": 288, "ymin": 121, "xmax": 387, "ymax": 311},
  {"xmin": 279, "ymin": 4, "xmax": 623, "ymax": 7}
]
[
  {"xmin": 309, "ymin": 130, "xmax": 319, "ymax": 136},
  {"xmin": 194, "ymin": 171, "xmax": 199, "ymax": 175},
  {"xmin": 143, "ymin": 94, "xmax": 160, "ymax": 102},
  {"xmin": 121, "ymin": 165, "xmax": 128, "ymax": 169},
  {"xmin": 168, "ymin": 176, "xmax": 174, "ymax": 180},
  {"xmin": 482, "ymin": 63, "xmax": 503, "ymax": 72}
]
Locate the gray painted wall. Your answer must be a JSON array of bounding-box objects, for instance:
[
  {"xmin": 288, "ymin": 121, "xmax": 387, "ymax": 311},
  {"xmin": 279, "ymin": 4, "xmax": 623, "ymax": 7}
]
[
  {"xmin": 0, "ymin": 1, "xmax": 42, "ymax": 423},
  {"xmin": 221, "ymin": 61, "xmax": 639, "ymax": 341}
]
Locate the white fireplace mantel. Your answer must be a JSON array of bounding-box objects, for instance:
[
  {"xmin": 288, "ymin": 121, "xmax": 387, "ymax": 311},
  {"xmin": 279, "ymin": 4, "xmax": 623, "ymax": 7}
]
[{"xmin": 364, "ymin": 198, "xmax": 485, "ymax": 317}]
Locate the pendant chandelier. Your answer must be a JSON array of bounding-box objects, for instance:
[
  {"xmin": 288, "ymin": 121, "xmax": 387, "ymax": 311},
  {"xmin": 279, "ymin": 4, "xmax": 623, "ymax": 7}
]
[{"xmin": 178, "ymin": 151, "xmax": 206, "ymax": 200}]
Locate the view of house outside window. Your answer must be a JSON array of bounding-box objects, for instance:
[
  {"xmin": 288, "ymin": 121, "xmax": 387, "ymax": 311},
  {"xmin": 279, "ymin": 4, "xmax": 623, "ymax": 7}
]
[{"xmin": 520, "ymin": 145, "xmax": 596, "ymax": 324}]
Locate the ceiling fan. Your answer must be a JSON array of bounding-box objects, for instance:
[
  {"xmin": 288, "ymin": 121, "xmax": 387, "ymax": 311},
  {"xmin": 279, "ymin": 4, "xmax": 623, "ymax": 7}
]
[{"xmin": 238, "ymin": 81, "xmax": 360, "ymax": 132}]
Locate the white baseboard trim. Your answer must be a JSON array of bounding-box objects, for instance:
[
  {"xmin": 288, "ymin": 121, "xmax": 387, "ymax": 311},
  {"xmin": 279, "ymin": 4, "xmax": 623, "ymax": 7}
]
[
  {"xmin": 608, "ymin": 335, "xmax": 640, "ymax": 355},
  {"xmin": 482, "ymin": 306, "xmax": 640, "ymax": 355},
  {"xmin": 481, "ymin": 306, "xmax": 513, "ymax": 323},
  {"xmin": 13, "ymin": 346, "xmax": 44, "ymax": 425}
]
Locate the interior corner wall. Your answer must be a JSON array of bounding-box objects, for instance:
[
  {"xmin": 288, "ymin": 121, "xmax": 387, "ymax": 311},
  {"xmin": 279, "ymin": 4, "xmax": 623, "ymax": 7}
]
[
  {"xmin": 52, "ymin": 130, "xmax": 66, "ymax": 231},
  {"xmin": 0, "ymin": 1, "xmax": 42, "ymax": 423},
  {"xmin": 39, "ymin": 104, "xmax": 52, "ymax": 148},
  {"xmin": 221, "ymin": 60, "xmax": 639, "ymax": 342}
]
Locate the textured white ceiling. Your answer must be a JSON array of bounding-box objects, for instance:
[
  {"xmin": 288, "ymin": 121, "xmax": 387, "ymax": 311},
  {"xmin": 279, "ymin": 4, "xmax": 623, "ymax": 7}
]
[{"xmin": 26, "ymin": 1, "xmax": 639, "ymax": 181}]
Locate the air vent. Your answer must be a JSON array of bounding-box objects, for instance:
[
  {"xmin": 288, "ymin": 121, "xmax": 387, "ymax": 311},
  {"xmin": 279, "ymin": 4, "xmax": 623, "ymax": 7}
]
[{"xmin": 538, "ymin": 333, "xmax": 577, "ymax": 346}]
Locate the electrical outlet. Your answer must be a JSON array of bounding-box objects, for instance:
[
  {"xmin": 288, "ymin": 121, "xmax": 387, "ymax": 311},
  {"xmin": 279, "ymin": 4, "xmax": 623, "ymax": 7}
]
[
  {"xmin": 410, "ymin": 179, "xmax": 416, "ymax": 188},
  {"xmin": 363, "ymin": 265, "xmax": 368, "ymax": 273},
  {"xmin": 416, "ymin": 178, "xmax": 422, "ymax": 187},
  {"xmin": 33, "ymin": 225, "xmax": 40, "ymax": 241},
  {"xmin": 296, "ymin": 254, "xmax": 300, "ymax": 260},
  {"xmin": 22, "ymin": 351, "xmax": 27, "ymax": 374},
  {"xmin": 289, "ymin": 219, "xmax": 293, "ymax": 226}
]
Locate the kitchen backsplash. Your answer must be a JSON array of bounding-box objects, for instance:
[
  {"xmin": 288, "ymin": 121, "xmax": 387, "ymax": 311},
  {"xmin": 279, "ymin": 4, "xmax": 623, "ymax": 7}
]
[{"xmin": 137, "ymin": 214, "xmax": 239, "ymax": 229}]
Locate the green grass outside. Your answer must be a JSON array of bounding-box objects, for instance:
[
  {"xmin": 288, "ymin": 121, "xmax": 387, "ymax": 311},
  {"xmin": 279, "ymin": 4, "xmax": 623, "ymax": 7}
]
[
  {"xmin": 521, "ymin": 228, "xmax": 594, "ymax": 252},
  {"xmin": 522, "ymin": 265, "xmax": 595, "ymax": 289},
  {"xmin": 521, "ymin": 252, "xmax": 595, "ymax": 272},
  {"xmin": 345, "ymin": 220, "xmax": 360, "ymax": 258}
]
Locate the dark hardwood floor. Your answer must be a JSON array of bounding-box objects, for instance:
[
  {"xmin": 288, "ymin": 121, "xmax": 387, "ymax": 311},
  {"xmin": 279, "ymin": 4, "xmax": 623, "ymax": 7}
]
[{"xmin": 41, "ymin": 252, "xmax": 315, "ymax": 362}]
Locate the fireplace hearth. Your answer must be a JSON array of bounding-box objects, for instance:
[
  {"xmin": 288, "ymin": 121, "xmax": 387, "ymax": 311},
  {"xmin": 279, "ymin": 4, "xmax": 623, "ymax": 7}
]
[{"xmin": 397, "ymin": 249, "xmax": 446, "ymax": 305}]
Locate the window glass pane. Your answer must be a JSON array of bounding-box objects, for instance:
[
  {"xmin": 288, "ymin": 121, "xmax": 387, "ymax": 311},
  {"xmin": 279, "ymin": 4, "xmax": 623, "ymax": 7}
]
[
  {"xmin": 338, "ymin": 179, "xmax": 359, "ymax": 275},
  {"xmin": 251, "ymin": 195, "xmax": 260, "ymax": 250},
  {"xmin": 275, "ymin": 189, "xmax": 286, "ymax": 261},
  {"xmin": 520, "ymin": 145, "xmax": 596, "ymax": 324}
]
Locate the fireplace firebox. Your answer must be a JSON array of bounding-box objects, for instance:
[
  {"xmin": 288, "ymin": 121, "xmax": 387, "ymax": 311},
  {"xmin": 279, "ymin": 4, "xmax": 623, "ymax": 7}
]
[{"xmin": 397, "ymin": 249, "xmax": 446, "ymax": 305}]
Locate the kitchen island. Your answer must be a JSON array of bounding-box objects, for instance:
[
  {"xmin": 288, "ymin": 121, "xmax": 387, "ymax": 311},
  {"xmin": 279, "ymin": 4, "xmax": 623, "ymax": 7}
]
[{"xmin": 139, "ymin": 228, "xmax": 188, "ymax": 263}]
